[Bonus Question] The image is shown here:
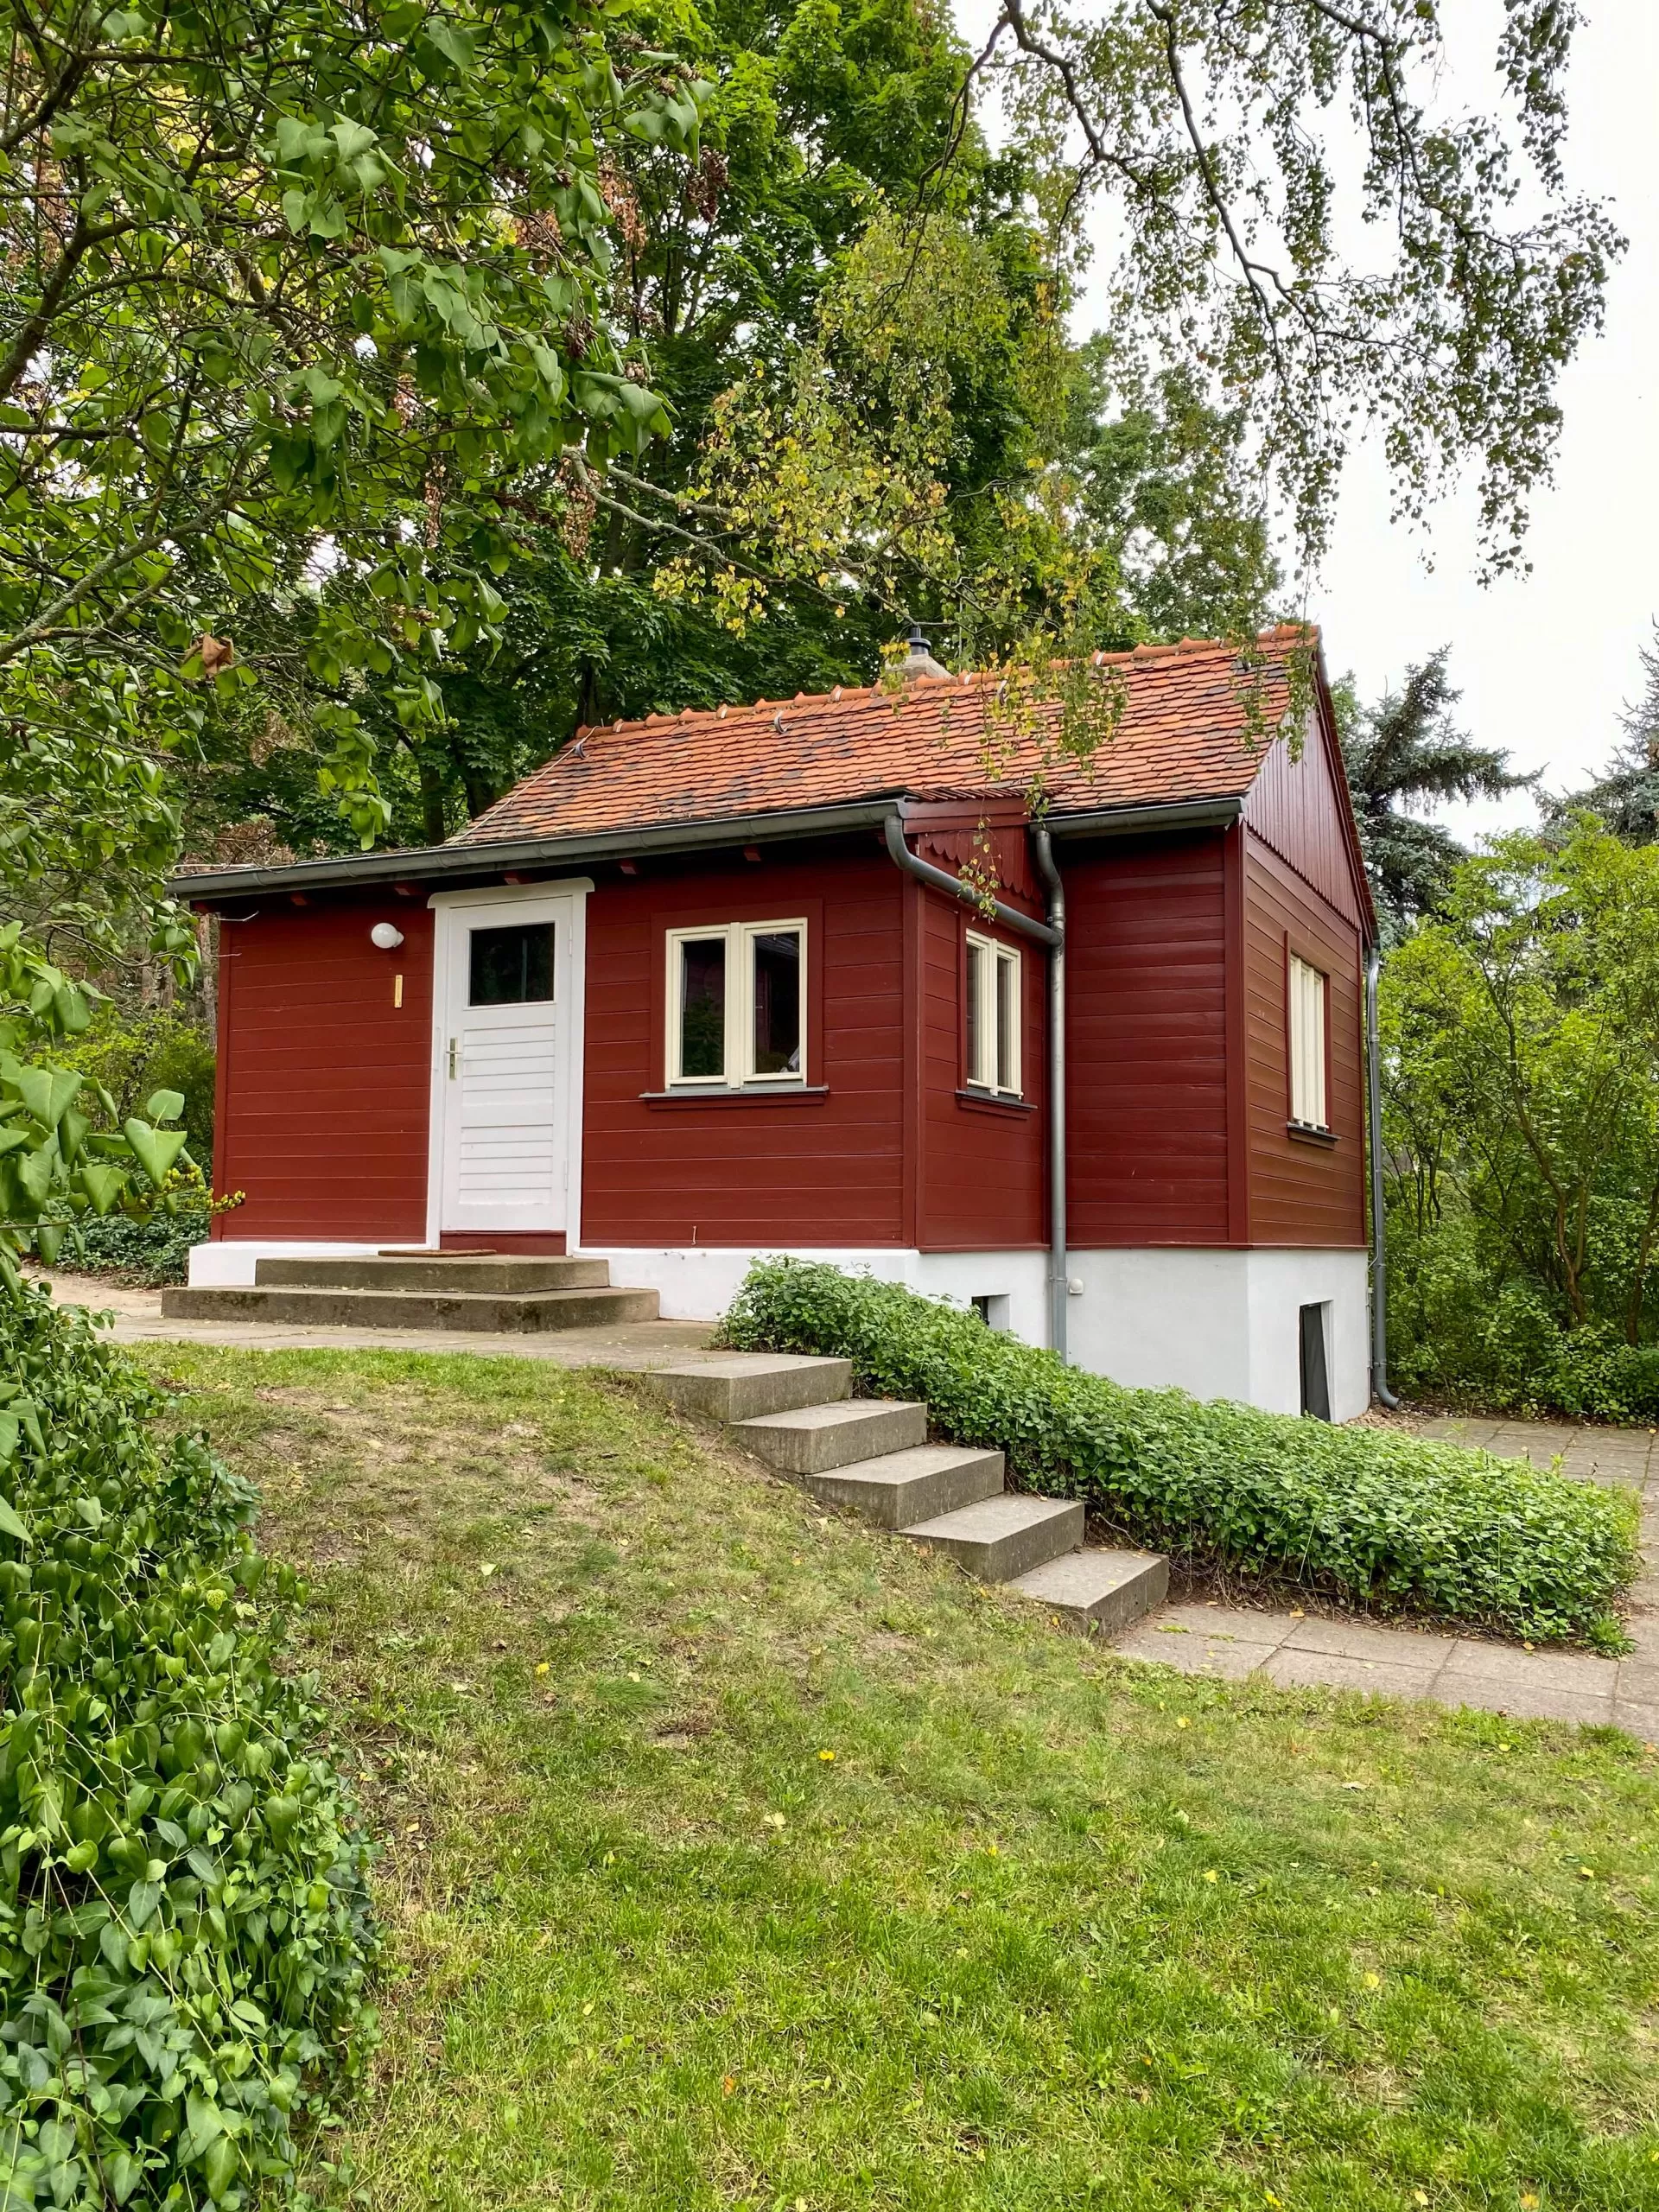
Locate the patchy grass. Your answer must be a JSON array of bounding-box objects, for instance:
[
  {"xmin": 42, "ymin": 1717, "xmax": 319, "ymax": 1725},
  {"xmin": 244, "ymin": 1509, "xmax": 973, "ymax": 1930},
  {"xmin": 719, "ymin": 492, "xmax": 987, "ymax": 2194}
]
[{"xmin": 135, "ymin": 1344, "xmax": 1659, "ymax": 2212}]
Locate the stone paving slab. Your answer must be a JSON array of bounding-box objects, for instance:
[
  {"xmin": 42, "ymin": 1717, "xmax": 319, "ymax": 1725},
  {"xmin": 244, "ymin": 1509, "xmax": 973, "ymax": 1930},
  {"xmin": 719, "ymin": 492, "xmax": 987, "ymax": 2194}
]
[{"xmin": 1123, "ymin": 1595, "xmax": 1646, "ymax": 1732}]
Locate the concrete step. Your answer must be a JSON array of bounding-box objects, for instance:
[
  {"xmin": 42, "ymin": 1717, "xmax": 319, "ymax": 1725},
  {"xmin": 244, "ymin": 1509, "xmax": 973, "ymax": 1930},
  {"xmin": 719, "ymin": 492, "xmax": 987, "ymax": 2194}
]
[
  {"xmin": 159, "ymin": 1283, "xmax": 659, "ymax": 1332},
  {"xmin": 799, "ymin": 1442, "xmax": 1005, "ymax": 1529},
  {"xmin": 1009, "ymin": 1548, "xmax": 1169, "ymax": 1634},
  {"xmin": 642, "ymin": 1355, "xmax": 853, "ymax": 1424},
  {"xmin": 734, "ymin": 1397, "xmax": 927, "ymax": 1477},
  {"xmin": 901, "ymin": 1493, "xmax": 1084, "ymax": 1583},
  {"xmin": 257, "ymin": 1255, "xmax": 610, "ymax": 1294}
]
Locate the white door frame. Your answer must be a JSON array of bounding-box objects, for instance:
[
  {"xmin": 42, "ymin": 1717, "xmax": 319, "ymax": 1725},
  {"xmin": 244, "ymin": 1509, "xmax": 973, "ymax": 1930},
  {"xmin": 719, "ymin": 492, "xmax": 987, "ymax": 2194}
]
[{"xmin": 425, "ymin": 880, "xmax": 592, "ymax": 1249}]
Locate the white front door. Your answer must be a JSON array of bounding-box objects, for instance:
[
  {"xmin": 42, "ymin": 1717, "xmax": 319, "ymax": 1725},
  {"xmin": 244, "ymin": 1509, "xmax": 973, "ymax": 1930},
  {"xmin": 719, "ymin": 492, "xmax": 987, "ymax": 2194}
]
[{"xmin": 436, "ymin": 894, "xmax": 575, "ymax": 1237}]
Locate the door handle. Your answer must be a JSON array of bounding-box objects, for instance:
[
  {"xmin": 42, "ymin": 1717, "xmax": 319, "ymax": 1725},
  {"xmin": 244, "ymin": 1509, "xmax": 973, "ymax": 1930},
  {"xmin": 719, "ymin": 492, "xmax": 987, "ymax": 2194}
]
[{"xmin": 448, "ymin": 1038, "xmax": 457, "ymax": 1079}]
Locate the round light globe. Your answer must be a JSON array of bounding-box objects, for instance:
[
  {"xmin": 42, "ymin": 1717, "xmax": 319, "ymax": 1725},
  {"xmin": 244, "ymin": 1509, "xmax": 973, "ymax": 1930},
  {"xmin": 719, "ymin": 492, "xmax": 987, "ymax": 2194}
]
[{"xmin": 370, "ymin": 922, "xmax": 404, "ymax": 950}]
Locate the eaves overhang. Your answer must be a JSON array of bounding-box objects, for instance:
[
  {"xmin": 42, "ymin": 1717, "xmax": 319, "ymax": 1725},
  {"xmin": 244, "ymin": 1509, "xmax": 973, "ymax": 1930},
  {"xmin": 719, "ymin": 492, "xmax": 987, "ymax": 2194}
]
[
  {"xmin": 170, "ymin": 789, "xmax": 1246, "ymax": 906},
  {"xmin": 168, "ymin": 798, "xmax": 906, "ymax": 905}
]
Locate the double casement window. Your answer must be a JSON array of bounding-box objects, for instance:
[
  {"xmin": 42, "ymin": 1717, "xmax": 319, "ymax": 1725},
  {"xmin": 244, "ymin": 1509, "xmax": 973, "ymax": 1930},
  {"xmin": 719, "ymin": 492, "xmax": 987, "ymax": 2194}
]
[
  {"xmin": 1288, "ymin": 952, "xmax": 1328, "ymax": 1129},
  {"xmin": 964, "ymin": 931, "xmax": 1021, "ymax": 1096},
  {"xmin": 667, "ymin": 920, "xmax": 806, "ymax": 1087}
]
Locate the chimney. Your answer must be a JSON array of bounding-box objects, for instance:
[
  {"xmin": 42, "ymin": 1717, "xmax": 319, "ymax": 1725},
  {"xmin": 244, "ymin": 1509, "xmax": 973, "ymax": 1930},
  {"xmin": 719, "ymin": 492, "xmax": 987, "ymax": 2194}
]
[{"xmin": 898, "ymin": 620, "xmax": 950, "ymax": 679}]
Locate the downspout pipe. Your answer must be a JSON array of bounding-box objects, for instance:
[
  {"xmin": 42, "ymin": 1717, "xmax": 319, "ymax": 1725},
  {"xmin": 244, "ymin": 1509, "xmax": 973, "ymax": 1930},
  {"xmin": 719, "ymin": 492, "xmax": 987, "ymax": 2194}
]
[
  {"xmin": 1030, "ymin": 826, "xmax": 1067, "ymax": 1365},
  {"xmin": 1364, "ymin": 943, "xmax": 1400, "ymax": 1408},
  {"xmin": 881, "ymin": 810, "xmax": 1068, "ymax": 1361},
  {"xmin": 881, "ymin": 811, "xmax": 1061, "ymax": 948}
]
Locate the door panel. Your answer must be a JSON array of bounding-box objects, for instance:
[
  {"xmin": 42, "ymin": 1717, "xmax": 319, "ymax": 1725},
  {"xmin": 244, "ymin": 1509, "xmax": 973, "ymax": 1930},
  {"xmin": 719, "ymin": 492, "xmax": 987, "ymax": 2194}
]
[{"xmin": 438, "ymin": 899, "xmax": 570, "ymax": 1235}]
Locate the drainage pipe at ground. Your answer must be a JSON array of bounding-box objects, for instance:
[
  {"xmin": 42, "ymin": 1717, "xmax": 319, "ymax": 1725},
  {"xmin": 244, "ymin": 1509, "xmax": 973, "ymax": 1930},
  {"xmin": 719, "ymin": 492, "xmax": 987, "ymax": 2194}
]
[{"xmin": 881, "ymin": 810, "xmax": 1067, "ymax": 1362}]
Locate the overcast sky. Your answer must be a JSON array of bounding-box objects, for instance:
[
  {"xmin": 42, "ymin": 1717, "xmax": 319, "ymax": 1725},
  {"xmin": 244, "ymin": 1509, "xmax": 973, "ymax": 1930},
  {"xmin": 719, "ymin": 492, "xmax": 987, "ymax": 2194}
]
[{"xmin": 954, "ymin": 0, "xmax": 1658, "ymax": 841}]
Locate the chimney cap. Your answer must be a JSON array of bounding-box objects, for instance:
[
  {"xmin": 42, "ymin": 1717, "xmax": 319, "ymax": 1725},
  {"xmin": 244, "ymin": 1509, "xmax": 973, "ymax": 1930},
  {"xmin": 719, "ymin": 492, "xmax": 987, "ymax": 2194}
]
[{"xmin": 899, "ymin": 620, "xmax": 950, "ymax": 679}]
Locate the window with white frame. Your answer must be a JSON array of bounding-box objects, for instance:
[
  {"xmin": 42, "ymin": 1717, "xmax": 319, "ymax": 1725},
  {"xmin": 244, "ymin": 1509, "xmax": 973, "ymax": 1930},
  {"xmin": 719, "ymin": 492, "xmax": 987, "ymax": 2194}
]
[
  {"xmin": 1288, "ymin": 952, "xmax": 1328, "ymax": 1128},
  {"xmin": 965, "ymin": 931, "xmax": 1021, "ymax": 1096},
  {"xmin": 666, "ymin": 920, "xmax": 805, "ymax": 1087}
]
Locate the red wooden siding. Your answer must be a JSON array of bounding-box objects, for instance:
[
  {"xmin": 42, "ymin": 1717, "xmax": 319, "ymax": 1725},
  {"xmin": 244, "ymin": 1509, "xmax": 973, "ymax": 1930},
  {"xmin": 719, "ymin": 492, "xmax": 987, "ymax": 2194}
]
[
  {"xmin": 581, "ymin": 852, "xmax": 909, "ymax": 1247},
  {"xmin": 1064, "ymin": 834, "xmax": 1232, "ymax": 1246},
  {"xmin": 213, "ymin": 898, "xmax": 433, "ymax": 1241},
  {"xmin": 917, "ymin": 886, "xmax": 1046, "ymax": 1251},
  {"xmin": 1243, "ymin": 711, "xmax": 1368, "ymax": 931},
  {"xmin": 1241, "ymin": 833, "xmax": 1365, "ymax": 1246}
]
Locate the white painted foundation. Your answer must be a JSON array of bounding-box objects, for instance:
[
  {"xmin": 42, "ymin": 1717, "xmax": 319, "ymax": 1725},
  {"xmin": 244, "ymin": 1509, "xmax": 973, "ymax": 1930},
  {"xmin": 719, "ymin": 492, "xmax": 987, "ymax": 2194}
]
[
  {"xmin": 582, "ymin": 1241, "xmax": 1370, "ymax": 1421},
  {"xmin": 188, "ymin": 1235, "xmax": 1371, "ymax": 1420},
  {"xmin": 187, "ymin": 1240, "xmax": 426, "ymax": 1287},
  {"xmin": 1065, "ymin": 1246, "xmax": 1370, "ymax": 1421},
  {"xmin": 580, "ymin": 1246, "xmax": 1052, "ymax": 1349}
]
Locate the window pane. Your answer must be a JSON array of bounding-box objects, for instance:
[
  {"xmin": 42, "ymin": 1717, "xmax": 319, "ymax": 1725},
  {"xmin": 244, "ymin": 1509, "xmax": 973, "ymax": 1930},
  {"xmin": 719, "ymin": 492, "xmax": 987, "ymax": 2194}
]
[
  {"xmin": 752, "ymin": 931, "xmax": 802, "ymax": 1076},
  {"xmin": 995, "ymin": 950, "xmax": 1019, "ymax": 1091},
  {"xmin": 678, "ymin": 937, "xmax": 726, "ymax": 1079},
  {"xmin": 1289, "ymin": 957, "xmax": 1325, "ymax": 1124},
  {"xmin": 965, "ymin": 939, "xmax": 986, "ymax": 1086},
  {"xmin": 470, "ymin": 924, "xmax": 555, "ymax": 1007}
]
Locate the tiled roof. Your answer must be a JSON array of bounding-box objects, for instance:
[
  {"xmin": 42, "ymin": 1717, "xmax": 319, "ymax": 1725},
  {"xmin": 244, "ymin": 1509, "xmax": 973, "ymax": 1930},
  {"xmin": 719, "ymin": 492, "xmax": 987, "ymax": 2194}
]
[{"xmin": 454, "ymin": 627, "xmax": 1313, "ymax": 848}]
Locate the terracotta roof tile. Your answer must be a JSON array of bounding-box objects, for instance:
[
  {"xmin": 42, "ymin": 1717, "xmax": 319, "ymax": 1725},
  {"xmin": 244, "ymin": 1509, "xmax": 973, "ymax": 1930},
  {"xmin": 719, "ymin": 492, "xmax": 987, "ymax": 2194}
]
[{"xmin": 452, "ymin": 627, "xmax": 1311, "ymax": 849}]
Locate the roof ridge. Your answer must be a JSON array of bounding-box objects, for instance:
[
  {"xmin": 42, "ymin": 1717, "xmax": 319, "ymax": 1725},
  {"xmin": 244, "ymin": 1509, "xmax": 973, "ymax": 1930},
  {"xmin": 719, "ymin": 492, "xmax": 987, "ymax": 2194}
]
[{"xmin": 561, "ymin": 627, "xmax": 1312, "ymax": 756}]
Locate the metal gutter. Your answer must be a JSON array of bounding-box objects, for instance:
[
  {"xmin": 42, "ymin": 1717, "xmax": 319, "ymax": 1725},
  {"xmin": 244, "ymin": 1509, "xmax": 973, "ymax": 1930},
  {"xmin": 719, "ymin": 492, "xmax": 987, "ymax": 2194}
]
[
  {"xmin": 1046, "ymin": 795, "xmax": 1245, "ymax": 840},
  {"xmin": 1365, "ymin": 944, "xmax": 1399, "ymax": 1408},
  {"xmin": 1030, "ymin": 827, "xmax": 1068, "ymax": 1363},
  {"xmin": 169, "ymin": 799, "xmax": 903, "ymax": 903},
  {"xmin": 880, "ymin": 812, "xmax": 1061, "ymax": 950}
]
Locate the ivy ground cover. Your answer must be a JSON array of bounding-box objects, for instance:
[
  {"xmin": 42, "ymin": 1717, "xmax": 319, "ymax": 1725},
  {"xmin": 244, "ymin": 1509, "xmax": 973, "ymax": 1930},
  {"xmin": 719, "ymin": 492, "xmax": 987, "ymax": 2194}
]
[
  {"xmin": 723, "ymin": 1261, "xmax": 1639, "ymax": 1649},
  {"xmin": 140, "ymin": 1342, "xmax": 1659, "ymax": 2212}
]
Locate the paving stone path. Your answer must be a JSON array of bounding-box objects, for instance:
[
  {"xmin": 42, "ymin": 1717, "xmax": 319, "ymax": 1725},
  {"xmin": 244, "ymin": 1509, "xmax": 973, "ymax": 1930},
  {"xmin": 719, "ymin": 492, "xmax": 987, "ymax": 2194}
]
[
  {"xmin": 38, "ymin": 1273, "xmax": 1659, "ymax": 1735},
  {"xmin": 1119, "ymin": 1414, "xmax": 1659, "ymax": 1738}
]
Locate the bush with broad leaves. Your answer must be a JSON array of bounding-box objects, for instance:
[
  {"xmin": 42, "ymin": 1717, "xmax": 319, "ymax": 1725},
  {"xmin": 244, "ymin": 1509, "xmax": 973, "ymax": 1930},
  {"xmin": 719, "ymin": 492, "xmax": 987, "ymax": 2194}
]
[{"xmin": 0, "ymin": 1279, "xmax": 377, "ymax": 2208}]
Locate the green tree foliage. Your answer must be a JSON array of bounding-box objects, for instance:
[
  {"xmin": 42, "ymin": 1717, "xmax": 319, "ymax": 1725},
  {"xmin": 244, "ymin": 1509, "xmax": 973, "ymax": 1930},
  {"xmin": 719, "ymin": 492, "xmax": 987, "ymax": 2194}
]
[
  {"xmin": 1339, "ymin": 651, "xmax": 1533, "ymax": 941},
  {"xmin": 0, "ymin": 0, "xmax": 705, "ymax": 1248},
  {"xmin": 0, "ymin": 1281, "xmax": 376, "ymax": 2206},
  {"xmin": 1545, "ymin": 622, "xmax": 1659, "ymax": 847},
  {"xmin": 990, "ymin": 0, "xmax": 1619, "ymax": 577},
  {"xmin": 189, "ymin": 0, "xmax": 1248, "ymax": 848},
  {"xmin": 1382, "ymin": 825, "xmax": 1659, "ymax": 1410}
]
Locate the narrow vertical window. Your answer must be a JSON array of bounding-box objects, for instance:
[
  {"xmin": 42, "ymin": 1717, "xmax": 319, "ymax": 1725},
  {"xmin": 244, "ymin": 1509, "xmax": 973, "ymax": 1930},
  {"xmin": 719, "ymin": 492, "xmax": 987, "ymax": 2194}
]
[
  {"xmin": 1288, "ymin": 954, "xmax": 1327, "ymax": 1128},
  {"xmin": 677, "ymin": 936, "xmax": 726, "ymax": 1081},
  {"xmin": 995, "ymin": 944, "xmax": 1019, "ymax": 1093},
  {"xmin": 750, "ymin": 929, "xmax": 803, "ymax": 1077},
  {"xmin": 964, "ymin": 931, "xmax": 1021, "ymax": 1098},
  {"xmin": 965, "ymin": 936, "xmax": 988, "ymax": 1089}
]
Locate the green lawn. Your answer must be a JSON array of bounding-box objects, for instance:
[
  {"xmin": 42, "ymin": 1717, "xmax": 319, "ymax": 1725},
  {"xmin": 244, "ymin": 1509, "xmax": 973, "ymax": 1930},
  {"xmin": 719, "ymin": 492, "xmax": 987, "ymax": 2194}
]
[{"xmin": 138, "ymin": 1344, "xmax": 1659, "ymax": 2212}]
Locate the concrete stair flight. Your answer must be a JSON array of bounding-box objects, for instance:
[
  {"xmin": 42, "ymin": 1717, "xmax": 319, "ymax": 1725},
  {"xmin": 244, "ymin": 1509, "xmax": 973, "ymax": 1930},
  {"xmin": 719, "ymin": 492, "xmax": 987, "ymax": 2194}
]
[
  {"xmin": 161, "ymin": 1251, "xmax": 660, "ymax": 1333},
  {"xmin": 644, "ymin": 1353, "xmax": 1167, "ymax": 1636}
]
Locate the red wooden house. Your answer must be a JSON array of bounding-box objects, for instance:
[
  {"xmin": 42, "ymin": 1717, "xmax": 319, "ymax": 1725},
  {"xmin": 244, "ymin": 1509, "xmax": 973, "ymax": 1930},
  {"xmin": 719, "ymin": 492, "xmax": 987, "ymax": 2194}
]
[{"xmin": 175, "ymin": 625, "xmax": 1380, "ymax": 1417}]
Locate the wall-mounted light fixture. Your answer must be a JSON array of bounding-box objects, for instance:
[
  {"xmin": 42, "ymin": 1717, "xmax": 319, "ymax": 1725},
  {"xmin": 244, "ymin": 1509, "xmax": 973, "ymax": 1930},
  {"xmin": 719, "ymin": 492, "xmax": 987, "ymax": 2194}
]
[{"xmin": 370, "ymin": 922, "xmax": 404, "ymax": 950}]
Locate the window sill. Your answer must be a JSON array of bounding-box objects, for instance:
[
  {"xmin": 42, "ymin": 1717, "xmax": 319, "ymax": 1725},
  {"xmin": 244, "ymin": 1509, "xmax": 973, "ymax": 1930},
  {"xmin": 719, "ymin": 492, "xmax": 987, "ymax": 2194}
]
[
  {"xmin": 641, "ymin": 1084, "xmax": 828, "ymax": 1108},
  {"xmin": 1287, "ymin": 1120, "xmax": 1338, "ymax": 1147},
  {"xmin": 957, "ymin": 1088, "xmax": 1036, "ymax": 1118}
]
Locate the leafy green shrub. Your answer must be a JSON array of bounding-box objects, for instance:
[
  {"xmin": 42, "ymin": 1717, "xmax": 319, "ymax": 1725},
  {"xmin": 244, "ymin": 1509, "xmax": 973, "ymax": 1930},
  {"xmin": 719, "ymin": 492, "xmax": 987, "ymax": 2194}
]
[
  {"xmin": 0, "ymin": 1280, "xmax": 377, "ymax": 2206},
  {"xmin": 47, "ymin": 1007, "xmax": 216, "ymax": 1174},
  {"xmin": 67, "ymin": 1198, "xmax": 212, "ymax": 1287},
  {"xmin": 1387, "ymin": 1213, "xmax": 1659, "ymax": 1423},
  {"xmin": 721, "ymin": 1260, "xmax": 1638, "ymax": 1649},
  {"xmin": 1546, "ymin": 1327, "xmax": 1659, "ymax": 1426}
]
